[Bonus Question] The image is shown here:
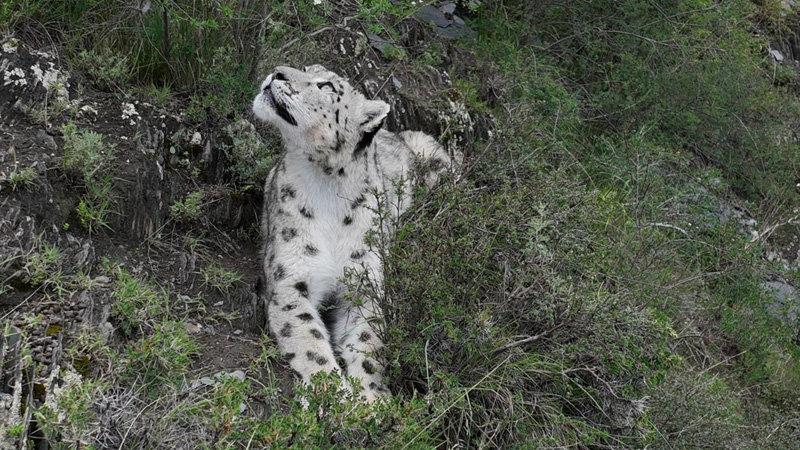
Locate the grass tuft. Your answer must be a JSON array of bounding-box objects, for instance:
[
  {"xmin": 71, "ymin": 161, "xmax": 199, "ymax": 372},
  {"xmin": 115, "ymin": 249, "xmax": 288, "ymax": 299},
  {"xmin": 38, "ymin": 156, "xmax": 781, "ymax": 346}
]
[
  {"xmin": 61, "ymin": 122, "xmax": 116, "ymax": 234},
  {"xmin": 170, "ymin": 190, "xmax": 204, "ymax": 223}
]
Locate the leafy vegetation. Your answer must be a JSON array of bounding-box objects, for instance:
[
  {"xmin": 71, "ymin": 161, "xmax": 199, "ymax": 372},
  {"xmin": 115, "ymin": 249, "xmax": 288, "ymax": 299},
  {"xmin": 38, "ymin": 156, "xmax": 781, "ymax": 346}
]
[
  {"xmin": 169, "ymin": 190, "xmax": 204, "ymax": 223},
  {"xmin": 1, "ymin": 0, "xmax": 326, "ymax": 89},
  {"xmin": 124, "ymin": 319, "xmax": 200, "ymax": 388},
  {"xmin": 24, "ymin": 235, "xmax": 61, "ymax": 287},
  {"xmin": 386, "ymin": 0, "xmax": 798, "ymax": 446},
  {"xmin": 111, "ymin": 268, "xmax": 173, "ymax": 337},
  {"xmin": 7, "ymin": 166, "xmax": 35, "ymax": 191},
  {"xmin": 200, "ymin": 263, "xmax": 243, "ymax": 294},
  {"xmin": 61, "ymin": 122, "xmax": 116, "ymax": 234},
  {"xmin": 34, "ymin": 374, "xmax": 108, "ymax": 446},
  {"xmin": 71, "ymin": 48, "xmax": 131, "ymax": 86},
  {"xmin": 3, "ymin": 0, "xmax": 800, "ymax": 448},
  {"xmin": 222, "ymin": 118, "xmax": 276, "ymax": 188}
]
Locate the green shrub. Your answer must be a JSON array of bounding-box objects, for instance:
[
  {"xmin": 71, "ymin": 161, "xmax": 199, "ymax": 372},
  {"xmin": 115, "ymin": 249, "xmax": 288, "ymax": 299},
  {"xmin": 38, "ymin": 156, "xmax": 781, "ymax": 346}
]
[
  {"xmin": 217, "ymin": 372, "xmax": 433, "ymax": 448},
  {"xmin": 483, "ymin": 0, "xmax": 800, "ymax": 202},
  {"xmin": 61, "ymin": 122, "xmax": 113, "ymax": 175},
  {"xmin": 648, "ymin": 367, "xmax": 744, "ymax": 448},
  {"xmin": 124, "ymin": 320, "xmax": 200, "ymax": 388},
  {"xmin": 111, "ymin": 268, "xmax": 171, "ymax": 336},
  {"xmin": 383, "ymin": 167, "xmax": 675, "ymax": 447},
  {"xmin": 75, "ymin": 174, "xmax": 114, "ymax": 234},
  {"xmin": 135, "ymin": 83, "xmax": 173, "ymax": 107},
  {"xmin": 71, "ymin": 48, "xmax": 131, "ymax": 85},
  {"xmin": 222, "ymin": 118, "xmax": 276, "ymax": 188},
  {"xmin": 62, "ymin": 122, "xmax": 117, "ymax": 233},
  {"xmin": 24, "ymin": 237, "xmax": 61, "ymax": 287},
  {"xmin": 170, "ymin": 190, "xmax": 204, "ymax": 222},
  {"xmin": 34, "ymin": 372, "xmax": 107, "ymax": 445},
  {"xmin": 7, "ymin": 166, "xmax": 36, "ymax": 190}
]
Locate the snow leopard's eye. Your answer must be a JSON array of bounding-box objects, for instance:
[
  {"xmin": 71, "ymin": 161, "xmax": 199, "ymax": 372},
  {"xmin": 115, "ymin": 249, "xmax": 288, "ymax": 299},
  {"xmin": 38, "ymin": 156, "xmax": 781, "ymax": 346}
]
[{"xmin": 317, "ymin": 81, "xmax": 335, "ymax": 93}]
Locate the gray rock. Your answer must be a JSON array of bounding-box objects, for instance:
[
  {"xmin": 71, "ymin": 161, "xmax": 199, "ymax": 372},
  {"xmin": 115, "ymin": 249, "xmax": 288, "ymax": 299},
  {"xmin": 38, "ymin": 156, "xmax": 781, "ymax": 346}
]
[
  {"xmin": 74, "ymin": 241, "xmax": 94, "ymax": 269},
  {"xmin": 770, "ymin": 49, "xmax": 785, "ymax": 63},
  {"xmin": 367, "ymin": 33, "xmax": 400, "ymax": 59},
  {"xmin": 416, "ymin": 6, "xmax": 451, "ymax": 28},
  {"xmin": 36, "ymin": 129, "xmax": 57, "ymax": 152},
  {"xmin": 441, "ymin": 2, "xmax": 456, "ymax": 15},
  {"xmin": 415, "ymin": 4, "xmax": 474, "ymax": 40},
  {"xmin": 177, "ymin": 252, "xmax": 197, "ymax": 285},
  {"xmin": 438, "ymin": 23, "xmax": 471, "ymax": 40},
  {"xmin": 93, "ymin": 275, "xmax": 112, "ymax": 286},
  {"xmin": 230, "ymin": 370, "xmax": 246, "ymax": 382},
  {"xmin": 32, "ymin": 160, "xmax": 46, "ymax": 175},
  {"xmin": 762, "ymin": 280, "xmax": 800, "ymax": 324}
]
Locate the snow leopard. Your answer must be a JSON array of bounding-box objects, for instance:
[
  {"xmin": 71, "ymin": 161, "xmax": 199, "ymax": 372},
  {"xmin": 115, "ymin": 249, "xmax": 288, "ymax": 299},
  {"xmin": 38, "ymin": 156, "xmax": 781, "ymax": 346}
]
[{"xmin": 252, "ymin": 64, "xmax": 456, "ymax": 402}]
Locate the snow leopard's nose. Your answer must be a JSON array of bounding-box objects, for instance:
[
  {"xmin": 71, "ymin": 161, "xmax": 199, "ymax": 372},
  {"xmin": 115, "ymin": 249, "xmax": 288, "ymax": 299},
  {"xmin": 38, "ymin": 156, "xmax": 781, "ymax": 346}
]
[
  {"xmin": 274, "ymin": 66, "xmax": 306, "ymax": 83},
  {"xmin": 262, "ymin": 74, "xmax": 274, "ymax": 91},
  {"xmin": 263, "ymin": 68, "xmax": 291, "ymax": 91}
]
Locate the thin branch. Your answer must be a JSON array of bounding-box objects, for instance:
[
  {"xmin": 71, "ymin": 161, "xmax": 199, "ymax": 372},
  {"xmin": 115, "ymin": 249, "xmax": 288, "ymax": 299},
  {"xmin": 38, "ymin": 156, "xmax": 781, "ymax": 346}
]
[
  {"xmin": 279, "ymin": 15, "xmax": 356, "ymax": 52},
  {"xmin": 402, "ymin": 355, "xmax": 511, "ymax": 449},
  {"xmin": 645, "ymin": 222, "xmax": 689, "ymax": 237},
  {"xmin": 493, "ymin": 324, "xmax": 564, "ymax": 356}
]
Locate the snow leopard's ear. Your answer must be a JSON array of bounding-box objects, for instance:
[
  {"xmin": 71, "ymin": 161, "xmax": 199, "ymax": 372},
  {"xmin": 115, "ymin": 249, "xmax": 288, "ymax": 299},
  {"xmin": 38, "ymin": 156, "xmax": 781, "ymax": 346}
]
[
  {"xmin": 353, "ymin": 100, "xmax": 390, "ymax": 157},
  {"xmin": 359, "ymin": 99, "xmax": 390, "ymax": 132}
]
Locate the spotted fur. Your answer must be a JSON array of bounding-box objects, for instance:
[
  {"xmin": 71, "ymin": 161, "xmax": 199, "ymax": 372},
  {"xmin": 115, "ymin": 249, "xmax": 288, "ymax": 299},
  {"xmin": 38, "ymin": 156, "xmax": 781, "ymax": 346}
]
[{"xmin": 253, "ymin": 64, "xmax": 457, "ymax": 403}]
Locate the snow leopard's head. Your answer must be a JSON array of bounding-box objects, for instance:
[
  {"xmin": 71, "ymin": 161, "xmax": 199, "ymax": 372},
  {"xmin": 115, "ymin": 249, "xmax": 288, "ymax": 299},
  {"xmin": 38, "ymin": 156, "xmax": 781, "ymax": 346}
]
[{"xmin": 253, "ymin": 65, "xmax": 390, "ymax": 157}]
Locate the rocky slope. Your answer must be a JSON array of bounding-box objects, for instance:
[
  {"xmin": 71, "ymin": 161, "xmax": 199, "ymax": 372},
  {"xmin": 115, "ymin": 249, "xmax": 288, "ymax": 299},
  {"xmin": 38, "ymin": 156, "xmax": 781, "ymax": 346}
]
[
  {"xmin": 2, "ymin": 1, "xmax": 800, "ymax": 447},
  {"xmin": 0, "ymin": 7, "xmax": 481, "ymax": 445}
]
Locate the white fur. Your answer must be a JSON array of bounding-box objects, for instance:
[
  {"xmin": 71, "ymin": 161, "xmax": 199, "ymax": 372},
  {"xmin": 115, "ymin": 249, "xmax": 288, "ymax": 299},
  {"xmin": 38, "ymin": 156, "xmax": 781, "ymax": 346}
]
[{"xmin": 253, "ymin": 65, "xmax": 456, "ymax": 402}]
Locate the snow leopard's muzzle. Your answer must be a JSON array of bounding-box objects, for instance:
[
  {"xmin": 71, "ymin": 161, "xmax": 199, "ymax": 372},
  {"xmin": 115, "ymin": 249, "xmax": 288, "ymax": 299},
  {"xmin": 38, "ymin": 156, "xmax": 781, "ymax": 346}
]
[{"xmin": 253, "ymin": 71, "xmax": 298, "ymax": 127}]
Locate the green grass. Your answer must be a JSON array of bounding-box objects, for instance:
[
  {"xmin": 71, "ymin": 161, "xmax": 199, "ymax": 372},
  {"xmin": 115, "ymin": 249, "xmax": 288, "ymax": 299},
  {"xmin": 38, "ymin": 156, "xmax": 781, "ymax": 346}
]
[
  {"xmin": 7, "ymin": 166, "xmax": 36, "ymax": 190},
  {"xmin": 136, "ymin": 84, "xmax": 173, "ymax": 107},
  {"xmin": 111, "ymin": 268, "xmax": 172, "ymax": 336},
  {"xmin": 61, "ymin": 122, "xmax": 116, "ymax": 234},
  {"xmin": 75, "ymin": 174, "xmax": 114, "ymax": 234},
  {"xmin": 9, "ymin": 0, "xmax": 800, "ymax": 448},
  {"xmin": 70, "ymin": 48, "xmax": 131, "ymax": 86},
  {"xmin": 34, "ymin": 374, "xmax": 108, "ymax": 446},
  {"xmin": 3, "ymin": 0, "xmax": 328, "ymax": 90},
  {"xmin": 210, "ymin": 372, "xmax": 433, "ymax": 448},
  {"xmin": 200, "ymin": 263, "xmax": 243, "ymax": 295},
  {"xmin": 61, "ymin": 122, "xmax": 113, "ymax": 176},
  {"xmin": 124, "ymin": 320, "xmax": 200, "ymax": 389},
  {"xmin": 431, "ymin": 1, "xmax": 800, "ymax": 446},
  {"xmin": 24, "ymin": 235, "xmax": 62, "ymax": 287},
  {"xmin": 169, "ymin": 190, "xmax": 204, "ymax": 222}
]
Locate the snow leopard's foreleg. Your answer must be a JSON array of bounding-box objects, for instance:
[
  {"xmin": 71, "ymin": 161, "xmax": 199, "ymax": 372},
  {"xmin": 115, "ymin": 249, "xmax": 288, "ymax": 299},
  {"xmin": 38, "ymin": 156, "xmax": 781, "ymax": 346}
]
[
  {"xmin": 329, "ymin": 282, "xmax": 390, "ymax": 401},
  {"xmin": 266, "ymin": 268, "xmax": 342, "ymax": 385}
]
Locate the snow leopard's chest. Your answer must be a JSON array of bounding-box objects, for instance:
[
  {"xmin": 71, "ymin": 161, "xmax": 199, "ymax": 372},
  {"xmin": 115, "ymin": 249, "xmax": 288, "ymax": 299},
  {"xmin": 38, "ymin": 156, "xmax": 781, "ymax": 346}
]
[
  {"xmin": 298, "ymin": 174, "xmax": 374, "ymax": 248},
  {"xmin": 266, "ymin": 156, "xmax": 389, "ymax": 283}
]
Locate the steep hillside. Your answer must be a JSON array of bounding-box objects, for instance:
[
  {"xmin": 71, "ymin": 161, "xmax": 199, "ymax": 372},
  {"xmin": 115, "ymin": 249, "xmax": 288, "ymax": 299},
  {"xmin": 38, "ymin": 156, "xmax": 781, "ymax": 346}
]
[{"xmin": 1, "ymin": 0, "xmax": 799, "ymax": 448}]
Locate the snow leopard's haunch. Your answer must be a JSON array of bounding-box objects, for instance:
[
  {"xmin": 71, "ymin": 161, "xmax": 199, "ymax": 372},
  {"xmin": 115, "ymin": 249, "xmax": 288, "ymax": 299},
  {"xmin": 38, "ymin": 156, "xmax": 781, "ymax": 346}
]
[{"xmin": 253, "ymin": 64, "xmax": 457, "ymax": 402}]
